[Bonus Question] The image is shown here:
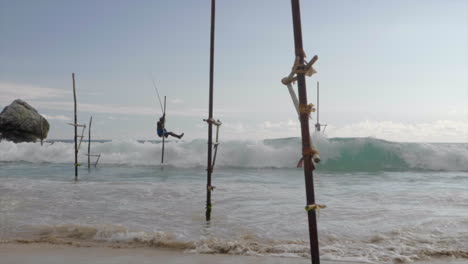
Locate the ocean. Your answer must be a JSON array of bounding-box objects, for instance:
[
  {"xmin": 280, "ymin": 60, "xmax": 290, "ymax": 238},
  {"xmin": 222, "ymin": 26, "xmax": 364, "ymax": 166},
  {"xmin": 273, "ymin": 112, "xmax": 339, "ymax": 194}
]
[{"xmin": 0, "ymin": 136, "xmax": 467, "ymax": 263}]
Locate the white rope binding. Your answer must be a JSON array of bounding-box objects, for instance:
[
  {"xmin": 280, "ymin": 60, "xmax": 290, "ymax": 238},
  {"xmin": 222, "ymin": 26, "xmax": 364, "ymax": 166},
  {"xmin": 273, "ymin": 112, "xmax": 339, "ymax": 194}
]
[{"xmin": 281, "ymin": 54, "xmax": 321, "ymax": 164}]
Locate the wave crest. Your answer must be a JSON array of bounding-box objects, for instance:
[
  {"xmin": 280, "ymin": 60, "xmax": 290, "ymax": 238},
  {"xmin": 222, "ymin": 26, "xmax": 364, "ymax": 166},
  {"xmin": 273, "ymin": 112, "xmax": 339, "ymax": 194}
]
[
  {"xmin": 0, "ymin": 136, "xmax": 467, "ymax": 171},
  {"xmin": 5, "ymin": 224, "xmax": 468, "ymax": 263}
]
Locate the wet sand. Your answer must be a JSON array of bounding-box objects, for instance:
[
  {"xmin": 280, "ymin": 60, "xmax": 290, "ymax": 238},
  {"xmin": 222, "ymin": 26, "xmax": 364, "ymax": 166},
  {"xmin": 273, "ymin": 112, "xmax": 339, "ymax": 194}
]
[
  {"xmin": 0, "ymin": 243, "xmax": 361, "ymax": 264},
  {"xmin": 1, "ymin": 243, "xmax": 465, "ymax": 264}
]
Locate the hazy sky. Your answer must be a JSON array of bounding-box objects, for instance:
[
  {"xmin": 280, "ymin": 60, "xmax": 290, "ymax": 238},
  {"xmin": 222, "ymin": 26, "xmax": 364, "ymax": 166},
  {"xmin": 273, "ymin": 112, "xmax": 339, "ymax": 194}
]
[{"xmin": 1, "ymin": 0, "xmax": 467, "ymax": 142}]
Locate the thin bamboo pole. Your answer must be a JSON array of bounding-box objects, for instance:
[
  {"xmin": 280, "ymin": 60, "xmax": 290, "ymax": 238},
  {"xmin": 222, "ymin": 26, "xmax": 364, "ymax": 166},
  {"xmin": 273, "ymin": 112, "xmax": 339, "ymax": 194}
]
[
  {"xmin": 315, "ymin": 81, "xmax": 320, "ymax": 132},
  {"xmin": 88, "ymin": 116, "xmax": 92, "ymax": 169},
  {"xmin": 290, "ymin": 1, "xmax": 320, "ymax": 263},
  {"xmin": 72, "ymin": 73, "xmax": 78, "ymax": 181},
  {"xmin": 205, "ymin": 0, "xmax": 216, "ymax": 222},
  {"xmin": 211, "ymin": 123, "xmax": 220, "ymax": 168},
  {"xmin": 161, "ymin": 96, "xmax": 166, "ymax": 164}
]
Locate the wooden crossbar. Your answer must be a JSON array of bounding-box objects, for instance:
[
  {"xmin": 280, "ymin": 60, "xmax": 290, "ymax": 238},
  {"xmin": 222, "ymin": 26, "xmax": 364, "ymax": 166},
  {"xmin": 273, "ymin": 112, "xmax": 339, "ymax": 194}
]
[
  {"xmin": 85, "ymin": 153, "xmax": 101, "ymax": 167},
  {"xmin": 67, "ymin": 123, "xmax": 86, "ymax": 128}
]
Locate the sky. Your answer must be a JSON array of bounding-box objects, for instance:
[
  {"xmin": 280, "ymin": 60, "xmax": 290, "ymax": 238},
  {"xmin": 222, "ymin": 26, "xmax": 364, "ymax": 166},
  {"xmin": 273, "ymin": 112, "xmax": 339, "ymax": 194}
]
[{"xmin": 0, "ymin": 0, "xmax": 467, "ymax": 142}]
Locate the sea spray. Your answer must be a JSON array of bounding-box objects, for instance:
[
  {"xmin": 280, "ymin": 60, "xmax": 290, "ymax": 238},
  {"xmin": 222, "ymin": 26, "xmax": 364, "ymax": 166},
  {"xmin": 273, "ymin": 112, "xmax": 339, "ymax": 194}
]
[{"xmin": 1, "ymin": 137, "xmax": 467, "ymax": 171}]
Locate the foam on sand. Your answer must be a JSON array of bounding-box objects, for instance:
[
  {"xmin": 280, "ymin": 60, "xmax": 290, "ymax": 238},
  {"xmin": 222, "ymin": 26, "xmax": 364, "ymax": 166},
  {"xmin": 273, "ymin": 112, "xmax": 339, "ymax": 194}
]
[
  {"xmin": 1, "ymin": 243, "xmax": 466, "ymax": 264},
  {"xmin": 0, "ymin": 243, "xmax": 369, "ymax": 264}
]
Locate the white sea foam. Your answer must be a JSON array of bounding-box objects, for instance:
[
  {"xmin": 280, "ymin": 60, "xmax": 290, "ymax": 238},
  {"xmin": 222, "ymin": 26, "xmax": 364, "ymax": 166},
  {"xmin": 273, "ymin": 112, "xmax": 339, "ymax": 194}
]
[
  {"xmin": 0, "ymin": 165, "xmax": 467, "ymax": 263},
  {"xmin": 4, "ymin": 222, "xmax": 467, "ymax": 263},
  {"xmin": 1, "ymin": 137, "xmax": 467, "ymax": 171}
]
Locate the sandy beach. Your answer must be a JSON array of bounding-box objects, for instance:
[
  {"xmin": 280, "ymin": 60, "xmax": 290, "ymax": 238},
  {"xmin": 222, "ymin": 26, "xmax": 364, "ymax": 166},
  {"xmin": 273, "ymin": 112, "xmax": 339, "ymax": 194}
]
[
  {"xmin": 0, "ymin": 243, "xmax": 356, "ymax": 264},
  {"xmin": 1, "ymin": 243, "xmax": 467, "ymax": 264},
  {"xmin": 1, "ymin": 0, "xmax": 467, "ymax": 264}
]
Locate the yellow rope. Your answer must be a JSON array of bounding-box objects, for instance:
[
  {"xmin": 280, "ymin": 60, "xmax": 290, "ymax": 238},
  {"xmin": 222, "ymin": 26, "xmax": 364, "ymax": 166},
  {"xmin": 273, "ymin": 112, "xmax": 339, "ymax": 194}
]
[
  {"xmin": 298, "ymin": 104, "xmax": 316, "ymax": 116},
  {"xmin": 204, "ymin": 118, "xmax": 222, "ymax": 126},
  {"xmin": 303, "ymin": 147, "xmax": 320, "ymax": 157},
  {"xmin": 295, "ymin": 66, "xmax": 308, "ymax": 74},
  {"xmin": 305, "ymin": 204, "xmax": 326, "ymax": 212}
]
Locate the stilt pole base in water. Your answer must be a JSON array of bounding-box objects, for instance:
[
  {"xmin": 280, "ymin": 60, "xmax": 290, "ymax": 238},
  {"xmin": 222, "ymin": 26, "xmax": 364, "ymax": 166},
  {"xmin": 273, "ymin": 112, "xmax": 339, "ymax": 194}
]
[{"xmin": 287, "ymin": 1, "xmax": 321, "ymax": 263}]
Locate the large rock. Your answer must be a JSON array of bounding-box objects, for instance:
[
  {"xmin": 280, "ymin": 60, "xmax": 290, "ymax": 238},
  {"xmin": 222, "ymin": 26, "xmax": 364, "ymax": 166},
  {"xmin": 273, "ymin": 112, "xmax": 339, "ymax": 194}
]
[{"xmin": 0, "ymin": 99, "xmax": 50, "ymax": 143}]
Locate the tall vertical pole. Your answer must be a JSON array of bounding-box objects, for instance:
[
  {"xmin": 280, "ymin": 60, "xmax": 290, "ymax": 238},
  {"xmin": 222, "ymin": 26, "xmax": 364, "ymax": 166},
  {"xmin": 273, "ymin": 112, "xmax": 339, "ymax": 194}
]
[
  {"xmin": 206, "ymin": 0, "xmax": 216, "ymax": 222},
  {"xmin": 161, "ymin": 96, "xmax": 166, "ymax": 164},
  {"xmin": 290, "ymin": 1, "xmax": 320, "ymax": 263},
  {"xmin": 72, "ymin": 73, "xmax": 78, "ymax": 181},
  {"xmin": 315, "ymin": 81, "xmax": 320, "ymax": 132},
  {"xmin": 88, "ymin": 116, "xmax": 92, "ymax": 169}
]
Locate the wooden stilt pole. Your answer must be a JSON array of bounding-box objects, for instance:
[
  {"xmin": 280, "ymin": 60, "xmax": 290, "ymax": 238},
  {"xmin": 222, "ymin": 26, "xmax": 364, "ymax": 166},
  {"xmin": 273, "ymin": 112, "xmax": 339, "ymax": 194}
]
[
  {"xmin": 72, "ymin": 73, "xmax": 78, "ymax": 181},
  {"xmin": 290, "ymin": 1, "xmax": 320, "ymax": 263},
  {"xmin": 161, "ymin": 96, "xmax": 166, "ymax": 164},
  {"xmin": 206, "ymin": 0, "xmax": 216, "ymax": 222},
  {"xmin": 88, "ymin": 116, "xmax": 92, "ymax": 169}
]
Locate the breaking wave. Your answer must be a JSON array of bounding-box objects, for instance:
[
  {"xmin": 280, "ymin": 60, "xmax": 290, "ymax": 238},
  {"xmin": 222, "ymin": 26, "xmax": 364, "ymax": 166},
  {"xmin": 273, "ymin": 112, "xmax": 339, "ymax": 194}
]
[
  {"xmin": 0, "ymin": 136, "xmax": 467, "ymax": 171},
  {"xmin": 3, "ymin": 223, "xmax": 467, "ymax": 263}
]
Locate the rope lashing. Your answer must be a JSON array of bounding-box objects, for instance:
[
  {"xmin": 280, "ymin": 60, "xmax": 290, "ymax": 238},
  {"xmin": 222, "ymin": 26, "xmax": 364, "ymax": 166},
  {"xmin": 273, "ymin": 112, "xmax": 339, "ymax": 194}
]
[
  {"xmin": 305, "ymin": 204, "xmax": 326, "ymax": 212},
  {"xmin": 203, "ymin": 118, "xmax": 222, "ymax": 126},
  {"xmin": 207, "ymin": 185, "xmax": 216, "ymax": 191},
  {"xmin": 281, "ymin": 53, "xmax": 322, "ymax": 168},
  {"xmin": 296, "ymin": 146, "xmax": 320, "ymax": 169},
  {"xmin": 299, "ymin": 103, "xmax": 316, "ymax": 116},
  {"xmin": 204, "ymin": 118, "xmax": 222, "ymax": 172},
  {"xmin": 303, "ymin": 146, "xmax": 320, "ymax": 156},
  {"xmin": 303, "ymin": 146, "xmax": 321, "ymax": 163},
  {"xmin": 281, "ymin": 55, "xmax": 318, "ymax": 85}
]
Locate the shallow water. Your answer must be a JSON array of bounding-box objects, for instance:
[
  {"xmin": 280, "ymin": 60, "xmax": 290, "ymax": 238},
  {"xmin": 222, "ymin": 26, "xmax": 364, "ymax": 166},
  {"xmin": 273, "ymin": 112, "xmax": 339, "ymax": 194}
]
[
  {"xmin": 1, "ymin": 161, "xmax": 467, "ymax": 263},
  {"xmin": 1, "ymin": 138, "xmax": 468, "ymax": 263}
]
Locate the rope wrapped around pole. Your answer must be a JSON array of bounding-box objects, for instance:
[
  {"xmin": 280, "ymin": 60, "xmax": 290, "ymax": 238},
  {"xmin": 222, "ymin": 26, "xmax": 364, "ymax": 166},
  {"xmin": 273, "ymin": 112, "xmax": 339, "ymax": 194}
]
[{"xmin": 290, "ymin": 1, "xmax": 321, "ymax": 263}]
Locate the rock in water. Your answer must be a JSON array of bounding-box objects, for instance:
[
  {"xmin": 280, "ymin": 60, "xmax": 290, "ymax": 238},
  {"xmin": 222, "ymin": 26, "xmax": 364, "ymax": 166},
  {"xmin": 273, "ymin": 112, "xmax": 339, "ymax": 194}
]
[{"xmin": 0, "ymin": 99, "xmax": 50, "ymax": 143}]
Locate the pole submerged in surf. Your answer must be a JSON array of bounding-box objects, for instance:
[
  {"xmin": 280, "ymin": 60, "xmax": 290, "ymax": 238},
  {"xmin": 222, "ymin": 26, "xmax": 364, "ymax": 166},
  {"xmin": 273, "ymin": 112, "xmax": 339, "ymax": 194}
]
[
  {"xmin": 68, "ymin": 73, "xmax": 87, "ymax": 180},
  {"xmin": 73, "ymin": 73, "xmax": 78, "ymax": 181},
  {"xmin": 161, "ymin": 96, "xmax": 166, "ymax": 164},
  {"xmin": 206, "ymin": 0, "xmax": 216, "ymax": 222},
  {"xmin": 88, "ymin": 116, "xmax": 92, "ymax": 169},
  {"xmin": 289, "ymin": 0, "xmax": 321, "ymax": 263}
]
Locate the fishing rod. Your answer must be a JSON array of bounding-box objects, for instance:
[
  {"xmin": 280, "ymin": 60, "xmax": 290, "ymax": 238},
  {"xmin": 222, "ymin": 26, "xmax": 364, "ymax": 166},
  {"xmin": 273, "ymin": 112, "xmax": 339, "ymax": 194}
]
[
  {"xmin": 150, "ymin": 76, "xmax": 167, "ymax": 165},
  {"xmin": 151, "ymin": 77, "xmax": 164, "ymax": 114},
  {"xmin": 161, "ymin": 96, "xmax": 166, "ymax": 164}
]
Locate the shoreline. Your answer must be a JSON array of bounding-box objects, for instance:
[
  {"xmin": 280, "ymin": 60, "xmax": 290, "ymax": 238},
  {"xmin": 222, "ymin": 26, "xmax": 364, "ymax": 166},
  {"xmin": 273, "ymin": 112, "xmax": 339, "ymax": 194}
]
[
  {"xmin": 0, "ymin": 242, "xmax": 361, "ymax": 264},
  {"xmin": 1, "ymin": 242, "xmax": 466, "ymax": 264}
]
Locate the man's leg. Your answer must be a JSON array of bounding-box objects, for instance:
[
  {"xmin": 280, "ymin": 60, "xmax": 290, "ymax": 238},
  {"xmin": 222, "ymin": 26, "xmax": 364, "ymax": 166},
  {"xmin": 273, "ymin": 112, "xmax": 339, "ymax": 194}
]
[{"xmin": 166, "ymin": 132, "xmax": 184, "ymax": 139}]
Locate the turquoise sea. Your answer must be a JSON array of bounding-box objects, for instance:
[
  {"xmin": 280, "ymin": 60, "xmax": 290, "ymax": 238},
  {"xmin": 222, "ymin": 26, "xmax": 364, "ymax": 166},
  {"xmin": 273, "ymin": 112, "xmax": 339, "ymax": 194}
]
[{"xmin": 1, "ymin": 136, "xmax": 467, "ymax": 263}]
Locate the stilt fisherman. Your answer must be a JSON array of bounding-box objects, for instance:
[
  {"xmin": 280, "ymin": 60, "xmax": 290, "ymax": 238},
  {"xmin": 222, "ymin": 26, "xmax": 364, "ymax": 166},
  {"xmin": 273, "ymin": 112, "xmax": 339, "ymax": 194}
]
[{"xmin": 157, "ymin": 114, "xmax": 184, "ymax": 139}]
